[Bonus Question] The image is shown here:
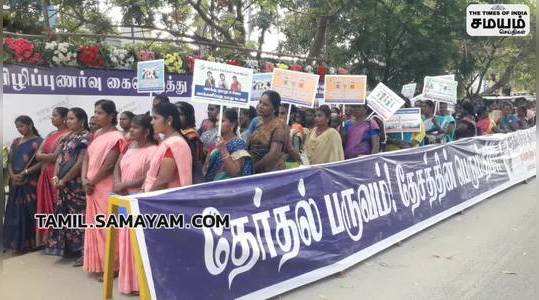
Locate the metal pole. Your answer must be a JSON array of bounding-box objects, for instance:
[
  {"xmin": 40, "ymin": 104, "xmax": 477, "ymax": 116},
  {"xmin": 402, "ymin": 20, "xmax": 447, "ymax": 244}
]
[
  {"xmin": 286, "ymin": 104, "xmax": 292, "ymax": 125},
  {"xmin": 218, "ymin": 105, "xmax": 224, "ymax": 137}
]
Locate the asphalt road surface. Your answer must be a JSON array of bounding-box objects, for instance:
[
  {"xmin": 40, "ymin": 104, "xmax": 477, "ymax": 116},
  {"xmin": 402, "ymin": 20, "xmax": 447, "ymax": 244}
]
[{"xmin": 1, "ymin": 178, "xmax": 537, "ymax": 300}]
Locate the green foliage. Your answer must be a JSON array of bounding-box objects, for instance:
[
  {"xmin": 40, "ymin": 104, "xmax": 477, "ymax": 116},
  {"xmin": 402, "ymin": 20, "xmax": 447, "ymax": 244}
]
[
  {"xmin": 292, "ymin": 0, "xmax": 534, "ymax": 96},
  {"xmin": 3, "ymin": 1, "xmax": 44, "ymax": 34},
  {"xmin": 4, "ymin": 0, "xmax": 536, "ymax": 96}
]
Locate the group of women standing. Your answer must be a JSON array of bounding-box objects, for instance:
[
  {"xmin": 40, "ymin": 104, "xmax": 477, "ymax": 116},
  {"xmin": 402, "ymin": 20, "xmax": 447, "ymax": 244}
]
[
  {"xmin": 3, "ymin": 99, "xmax": 192, "ymax": 294},
  {"xmin": 3, "ymin": 90, "xmax": 385, "ymax": 295}
]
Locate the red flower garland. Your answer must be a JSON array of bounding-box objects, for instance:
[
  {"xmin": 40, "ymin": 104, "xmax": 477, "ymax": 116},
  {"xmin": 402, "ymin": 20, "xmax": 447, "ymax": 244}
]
[
  {"xmin": 78, "ymin": 45, "xmax": 105, "ymax": 68},
  {"xmin": 261, "ymin": 62, "xmax": 274, "ymax": 73},
  {"xmin": 3, "ymin": 37, "xmax": 349, "ymax": 75},
  {"xmin": 4, "ymin": 37, "xmax": 44, "ymax": 64},
  {"xmin": 289, "ymin": 64, "xmax": 303, "ymax": 72},
  {"xmin": 227, "ymin": 59, "xmax": 241, "ymax": 66},
  {"xmin": 186, "ymin": 55, "xmax": 204, "ymax": 73},
  {"xmin": 317, "ymin": 65, "xmax": 329, "ymax": 81},
  {"xmin": 137, "ymin": 50, "xmax": 155, "ymax": 61},
  {"xmin": 337, "ymin": 67, "xmax": 349, "ymax": 75}
]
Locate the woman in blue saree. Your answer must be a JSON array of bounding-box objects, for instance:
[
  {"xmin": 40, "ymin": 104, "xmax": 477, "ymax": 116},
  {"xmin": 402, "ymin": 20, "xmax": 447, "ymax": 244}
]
[
  {"xmin": 3, "ymin": 116, "xmax": 43, "ymax": 253},
  {"xmin": 203, "ymin": 108, "xmax": 253, "ymax": 182}
]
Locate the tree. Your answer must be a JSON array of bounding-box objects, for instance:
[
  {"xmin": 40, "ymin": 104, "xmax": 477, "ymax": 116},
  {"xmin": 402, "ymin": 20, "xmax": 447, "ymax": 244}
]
[
  {"xmin": 279, "ymin": 0, "xmax": 536, "ymax": 96},
  {"xmin": 453, "ymin": 0, "xmax": 536, "ymax": 97},
  {"xmin": 3, "ymin": 0, "xmax": 46, "ymax": 34},
  {"xmin": 3, "ymin": 0, "xmax": 115, "ymax": 35},
  {"xmin": 250, "ymin": 0, "xmax": 279, "ymax": 59}
]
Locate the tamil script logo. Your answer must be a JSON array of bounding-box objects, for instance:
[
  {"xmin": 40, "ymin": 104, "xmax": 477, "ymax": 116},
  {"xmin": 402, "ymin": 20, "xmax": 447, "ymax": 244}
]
[{"xmin": 466, "ymin": 4, "xmax": 529, "ymax": 36}]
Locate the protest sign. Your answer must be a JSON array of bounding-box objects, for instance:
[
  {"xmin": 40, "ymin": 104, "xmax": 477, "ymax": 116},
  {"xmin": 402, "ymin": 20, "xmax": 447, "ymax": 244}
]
[
  {"xmin": 137, "ymin": 59, "xmax": 165, "ymax": 93},
  {"xmin": 401, "ymin": 83, "xmax": 417, "ymax": 99},
  {"xmin": 251, "ymin": 73, "xmax": 273, "ymax": 102},
  {"xmin": 192, "ymin": 60, "xmax": 253, "ymax": 108},
  {"xmin": 271, "ymin": 68, "xmax": 319, "ymax": 108},
  {"xmin": 384, "ymin": 108, "xmax": 422, "ymax": 133},
  {"xmin": 422, "ymin": 76, "xmax": 458, "ymax": 104},
  {"xmin": 366, "ymin": 82, "xmax": 405, "ymax": 120},
  {"xmin": 435, "ymin": 74, "xmax": 455, "ymax": 81},
  {"xmin": 323, "ymin": 75, "xmax": 367, "ymax": 105},
  {"xmin": 125, "ymin": 127, "xmax": 536, "ymax": 299}
]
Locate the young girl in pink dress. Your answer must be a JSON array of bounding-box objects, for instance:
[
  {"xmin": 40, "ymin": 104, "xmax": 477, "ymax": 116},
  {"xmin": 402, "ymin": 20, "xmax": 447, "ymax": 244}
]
[
  {"xmin": 81, "ymin": 100, "xmax": 125, "ymax": 279},
  {"xmin": 113, "ymin": 114, "xmax": 157, "ymax": 295}
]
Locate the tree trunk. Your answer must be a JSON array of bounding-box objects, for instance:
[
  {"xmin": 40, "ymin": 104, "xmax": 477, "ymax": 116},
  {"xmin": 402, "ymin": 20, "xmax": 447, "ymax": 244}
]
[
  {"xmin": 42, "ymin": 0, "xmax": 51, "ymax": 34},
  {"xmin": 484, "ymin": 48, "xmax": 527, "ymax": 95},
  {"xmin": 256, "ymin": 27, "xmax": 267, "ymax": 61},
  {"xmin": 233, "ymin": 0, "xmax": 246, "ymax": 45},
  {"xmin": 308, "ymin": 15, "xmax": 329, "ymax": 63}
]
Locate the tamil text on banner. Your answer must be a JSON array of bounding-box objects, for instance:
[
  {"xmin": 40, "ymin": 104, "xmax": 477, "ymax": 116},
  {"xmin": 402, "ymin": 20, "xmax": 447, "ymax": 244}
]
[
  {"xmin": 366, "ymin": 82, "xmax": 405, "ymax": 120},
  {"xmin": 137, "ymin": 59, "xmax": 165, "ymax": 93},
  {"xmin": 323, "ymin": 75, "xmax": 367, "ymax": 105},
  {"xmin": 251, "ymin": 73, "xmax": 273, "ymax": 102},
  {"xmin": 2, "ymin": 64, "xmax": 197, "ymax": 146},
  {"xmin": 422, "ymin": 76, "xmax": 458, "ymax": 104},
  {"xmin": 131, "ymin": 127, "xmax": 536, "ymax": 300},
  {"xmin": 271, "ymin": 68, "xmax": 319, "ymax": 108},
  {"xmin": 401, "ymin": 83, "xmax": 417, "ymax": 99},
  {"xmin": 384, "ymin": 108, "xmax": 422, "ymax": 133},
  {"xmin": 192, "ymin": 60, "xmax": 253, "ymax": 108}
]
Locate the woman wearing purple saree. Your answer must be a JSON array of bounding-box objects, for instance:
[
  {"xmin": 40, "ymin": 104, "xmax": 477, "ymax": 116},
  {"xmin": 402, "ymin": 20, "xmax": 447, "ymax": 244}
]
[{"xmin": 341, "ymin": 105, "xmax": 381, "ymax": 159}]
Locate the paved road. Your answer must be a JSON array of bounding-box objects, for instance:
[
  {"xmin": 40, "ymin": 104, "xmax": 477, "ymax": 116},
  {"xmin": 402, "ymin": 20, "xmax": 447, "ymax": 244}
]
[{"xmin": 1, "ymin": 178, "xmax": 537, "ymax": 300}]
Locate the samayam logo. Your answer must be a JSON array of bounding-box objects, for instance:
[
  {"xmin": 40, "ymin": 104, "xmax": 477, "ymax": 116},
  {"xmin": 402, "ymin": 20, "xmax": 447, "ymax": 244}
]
[{"xmin": 466, "ymin": 4, "xmax": 530, "ymax": 36}]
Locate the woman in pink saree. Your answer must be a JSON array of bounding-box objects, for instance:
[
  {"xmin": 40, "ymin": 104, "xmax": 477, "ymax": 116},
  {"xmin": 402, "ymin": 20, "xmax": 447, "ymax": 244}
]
[
  {"xmin": 113, "ymin": 114, "xmax": 157, "ymax": 295},
  {"xmin": 144, "ymin": 103, "xmax": 192, "ymax": 192},
  {"xmin": 81, "ymin": 99, "xmax": 125, "ymax": 278},
  {"xmin": 35, "ymin": 107, "xmax": 70, "ymax": 247}
]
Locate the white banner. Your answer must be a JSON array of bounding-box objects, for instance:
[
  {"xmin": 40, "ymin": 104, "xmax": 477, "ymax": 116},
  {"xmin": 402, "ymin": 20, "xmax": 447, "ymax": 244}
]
[
  {"xmin": 422, "ymin": 76, "xmax": 458, "ymax": 104},
  {"xmin": 401, "ymin": 83, "xmax": 417, "ymax": 99},
  {"xmin": 251, "ymin": 73, "xmax": 273, "ymax": 102},
  {"xmin": 366, "ymin": 83, "xmax": 405, "ymax": 120},
  {"xmin": 191, "ymin": 60, "xmax": 253, "ymax": 108},
  {"xmin": 434, "ymin": 74, "xmax": 455, "ymax": 81},
  {"xmin": 271, "ymin": 69, "xmax": 320, "ymax": 108},
  {"xmin": 384, "ymin": 108, "xmax": 422, "ymax": 133},
  {"xmin": 137, "ymin": 59, "xmax": 165, "ymax": 93}
]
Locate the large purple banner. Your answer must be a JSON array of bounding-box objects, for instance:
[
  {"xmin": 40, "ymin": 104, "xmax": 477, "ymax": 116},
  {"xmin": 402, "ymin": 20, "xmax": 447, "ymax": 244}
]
[
  {"xmin": 133, "ymin": 128, "xmax": 535, "ymax": 299},
  {"xmin": 2, "ymin": 64, "xmax": 192, "ymax": 97}
]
